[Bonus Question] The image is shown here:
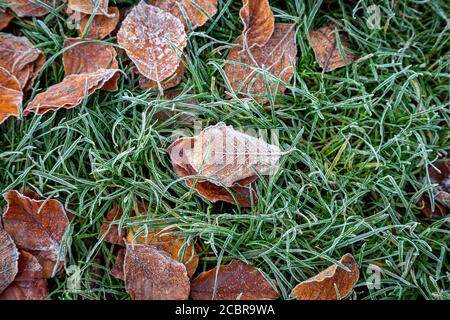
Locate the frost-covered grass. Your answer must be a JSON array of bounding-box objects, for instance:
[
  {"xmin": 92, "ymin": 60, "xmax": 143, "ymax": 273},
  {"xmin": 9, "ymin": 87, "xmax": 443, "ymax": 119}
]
[{"xmin": 0, "ymin": 0, "xmax": 449, "ymax": 300}]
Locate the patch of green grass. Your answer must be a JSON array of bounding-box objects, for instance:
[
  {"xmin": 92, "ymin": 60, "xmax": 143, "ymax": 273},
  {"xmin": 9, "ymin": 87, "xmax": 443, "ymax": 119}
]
[{"xmin": 1, "ymin": 0, "xmax": 449, "ymax": 300}]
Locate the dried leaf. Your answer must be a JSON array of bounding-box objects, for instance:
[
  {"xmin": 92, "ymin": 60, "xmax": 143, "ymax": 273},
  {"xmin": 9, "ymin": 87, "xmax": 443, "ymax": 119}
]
[
  {"xmin": 111, "ymin": 248, "xmax": 125, "ymax": 280},
  {"xmin": 4, "ymin": 0, "xmax": 50, "ymax": 17},
  {"xmin": 224, "ymin": 23, "xmax": 297, "ymax": 102},
  {"xmin": 124, "ymin": 244, "xmax": 190, "ymax": 300},
  {"xmin": 0, "ymin": 250, "xmax": 48, "ymax": 300},
  {"xmin": 0, "ymin": 12, "xmax": 14, "ymax": 30},
  {"xmin": 191, "ymin": 260, "xmax": 279, "ymax": 300},
  {"xmin": 127, "ymin": 225, "xmax": 199, "ymax": 278},
  {"xmin": 138, "ymin": 60, "xmax": 185, "ymax": 91},
  {"xmin": 24, "ymin": 68, "xmax": 120, "ymax": 116},
  {"xmin": 79, "ymin": 7, "xmax": 120, "ymax": 40},
  {"xmin": 99, "ymin": 206, "xmax": 126, "ymax": 246},
  {"xmin": 309, "ymin": 21, "xmax": 356, "ymax": 73},
  {"xmin": 239, "ymin": 0, "xmax": 274, "ymax": 48},
  {"xmin": 0, "ymin": 66, "xmax": 22, "ymax": 125},
  {"xmin": 0, "ymin": 34, "xmax": 46, "ymax": 91},
  {"xmin": 117, "ymin": 1, "xmax": 187, "ymax": 85},
  {"xmin": 290, "ymin": 253, "xmax": 359, "ymax": 300},
  {"xmin": 167, "ymin": 122, "xmax": 281, "ymax": 206},
  {"xmin": 3, "ymin": 190, "xmax": 70, "ymax": 278},
  {"xmin": 67, "ymin": 0, "xmax": 109, "ymax": 15},
  {"xmin": 0, "ymin": 225, "xmax": 19, "ymax": 294},
  {"xmin": 63, "ymin": 38, "xmax": 119, "ymax": 91},
  {"xmin": 149, "ymin": 0, "xmax": 218, "ymax": 29}
]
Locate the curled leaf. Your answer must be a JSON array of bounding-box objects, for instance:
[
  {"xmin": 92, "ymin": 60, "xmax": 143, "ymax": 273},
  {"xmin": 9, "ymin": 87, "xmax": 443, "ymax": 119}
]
[
  {"xmin": 0, "ymin": 225, "xmax": 19, "ymax": 294},
  {"xmin": 0, "ymin": 34, "xmax": 46, "ymax": 91},
  {"xmin": 0, "ymin": 66, "xmax": 22, "ymax": 125},
  {"xmin": 79, "ymin": 7, "xmax": 120, "ymax": 40},
  {"xmin": 117, "ymin": 1, "xmax": 187, "ymax": 85},
  {"xmin": 239, "ymin": 0, "xmax": 274, "ymax": 48},
  {"xmin": 67, "ymin": 0, "xmax": 109, "ymax": 15},
  {"xmin": 191, "ymin": 260, "xmax": 279, "ymax": 300},
  {"xmin": 24, "ymin": 68, "xmax": 120, "ymax": 116},
  {"xmin": 124, "ymin": 244, "xmax": 190, "ymax": 300},
  {"xmin": 224, "ymin": 23, "xmax": 297, "ymax": 102},
  {"xmin": 0, "ymin": 250, "xmax": 49, "ymax": 300},
  {"xmin": 149, "ymin": 0, "xmax": 218, "ymax": 29},
  {"xmin": 0, "ymin": 12, "xmax": 14, "ymax": 30},
  {"xmin": 4, "ymin": 0, "xmax": 50, "ymax": 17},
  {"xmin": 309, "ymin": 21, "xmax": 356, "ymax": 73},
  {"xmin": 63, "ymin": 38, "xmax": 119, "ymax": 91},
  {"xmin": 290, "ymin": 253, "xmax": 359, "ymax": 300},
  {"xmin": 3, "ymin": 190, "xmax": 70, "ymax": 278}
]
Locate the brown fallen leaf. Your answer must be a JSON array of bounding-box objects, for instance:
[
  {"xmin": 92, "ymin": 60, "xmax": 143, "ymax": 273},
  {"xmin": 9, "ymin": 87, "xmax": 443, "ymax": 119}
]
[
  {"xmin": 0, "ymin": 250, "xmax": 49, "ymax": 300},
  {"xmin": 224, "ymin": 23, "xmax": 297, "ymax": 102},
  {"xmin": 0, "ymin": 12, "xmax": 14, "ymax": 30},
  {"xmin": 149, "ymin": 0, "xmax": 218, "ymax": 29},
  {"xmin": 127, "ymin": 224, "xmax": 198, "ymax": 278},
  {"xmin": 124, "ymin": 244, "xmax": 190, "ymax": 300},
  {"xmin": 191, "ymin": 260, "xmax": 278, "ymax": 300},
  {"xmin": 117, "ymin": 1, "xmax": 187, "ymax": 88},
  {"xmin": 3, "ymin": 0, "xmax": 50, "ymax": 17},
  {"xmin": 167, "ymin": 122, "xmax": 281, "ymax": 206},
  {"xmin": 3, "ymin": 190, "xmax": 70, "ymax": 278},
  {"xmin": 0, "ymin": 34, "xmax": 46, "ymax": 91},
  {"xmin": 23, "ymin": 68, "xmax": 120, "ymax": 116},
  {"xmin": 0, "ymin": 66, "xmax": 22, "ymax": 125},
  {"xmin": 99, "ymin": 206, "xmax": 126, "ymax": 246},
  {"xmin": 67, "ymin": 0, "xmax": 109, "ymax": 15},
  {"xmin": 239, "ymin": 0, "xmax": 274, "ymax": 48},
  {"xmin": 309, "ymin": 21, "xmax": 356, "ymax": 73},
  {"xmin": 290, "ymin": 253, "xmax": 359, "ymax": 300},
  {"xmin": 138, "ymin": 60, "xmax": 186, "ymax": 91},
  {"xmin": 419, "ymin": 152, "xmax": 450, "ymax": 220},
  {"xmin": 110, "ymin": 248, "xmax": 125, "ymax": 280},
  {"xmin": 0, "ymin": 225, "xmax": 19, "ymax": 294},
  {"xmin": 79, "ymin": 7, "xmax": 120, "ymax": 40},
  {"xmin": 63, "ymin": 38, "xmax": 119, "ymax": 91}
]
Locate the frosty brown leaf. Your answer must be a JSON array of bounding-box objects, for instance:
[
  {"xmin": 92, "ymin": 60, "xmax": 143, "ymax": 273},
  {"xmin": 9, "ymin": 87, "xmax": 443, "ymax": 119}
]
[
  {"xmin": 4, "ymin": 0, "xmax": 50, "ymax": 17},
  {"xmin": 63, "ymin": 38, "xmax": 119, "ymax": 91},
  {"xmin": 124, "ymin": 244, "xmax": 190, "ymax": 300},
  {"xmin": 149, "ymin": 0, "xmax": 218, "ymax": 29},
  {"xmin": 0, "ymin": 12, "xmax": 14, "ymax": 30},
  {"xmin": 117, "ymin": 1, "xmax": 187, "ymax": 85},
  {"xmin": 0, "ymin": 250, "xmax": 49, "ymax": 300},
  {"xmin": 0, "ymin": 66, "xmax": 22, "ymax": 125},
  {"xmin": 224, "ymin": 23, "xmax": 297, "ymax": 102},
  {"xmin": 24, "ymin": 68, "xmax": 120, "ymax": 116},
  {"xmin": 191, "ymin": 260, "xmax": 278, "ymax": 300},
  {"xmin": 0, "ymin": 34, "xmax": 46, "ymax": 91},
  {"xmin": 111, "ymin": 248, "xmax": 125, "ymax": 280},
  {"xmin": 0, "ymin": 225, "xmax": 19, "ymax": 294},
  {"xmin": 67, "ymin": 0, "xmax": 109, "ymax": 15},
  {"xmin": 138, "ymin": 60, "xmax": 186, "ymax": 91},
  {"xmin": 290, "ymin": 253, "xmax": 359, "ymax": 300},
  {"xmin": 127, "ymin": 224, "xmax": 199, "ymax": 278},
  {"xmin": 99, "ymin": 206, "xmax": 126, "ymax": 246},
  {"xmin": 79, "ymin": 7, "xmax": 120, "ymax": 40},
  {"xmin": 3, "ymin": 190, "xmax": 70, "ymax": 278},
  {"xmin": 239, "ymin": 0, "xmax": 274, "ymax": 47},
  {"xmin": 309, "ymin": 21, "xmax": 356, "ymax": 73}
]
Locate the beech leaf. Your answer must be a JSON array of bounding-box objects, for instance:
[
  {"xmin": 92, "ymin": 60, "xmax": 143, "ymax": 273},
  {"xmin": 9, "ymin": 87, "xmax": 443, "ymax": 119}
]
[
  {"xmin": 0, "ymin": 66, "xmax": 22, "ymax": 125},
  {"xmin": 239, "ymin": 0, "xmax": 274, "ymax": 48},
  {"xmin": 191, "ymin": 260, "xmax": 279, "ymax": 300},
  {"xmin": 138, "ymin": 60, "xmax": 186, "ymax": 91},
  {"xmin": 67, "ymin": 0, "xmax": 110, "ymax": 15},
  {"xmin": 3, "ymin": 190, "xmax": 70, "ymax": 278},
  {"xmin": 0, "ymin": 225, "xmax": 19, "ymax": 294},
  {"xmin": 0, "ymin": 12, "xmax": 14, "ymax": 30},
  {"xmin": 4, "ymin": 0, "xmax": 50, "ymax": 17},
  {"xmin": 124, "ymin": 244, "xmax": 190, "ymax": 300},
  {"xmin": 290, "ymin": 253, "xmax": 359, "ymax": 300},
  {"xmin": 79, "ymin": 7, "xmax": 120, "ymax": 40}
]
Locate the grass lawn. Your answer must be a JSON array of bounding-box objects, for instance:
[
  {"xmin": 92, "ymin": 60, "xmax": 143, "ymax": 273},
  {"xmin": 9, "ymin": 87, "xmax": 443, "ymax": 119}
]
[{"xmin": 0, "ymin": 0, "xmax": 449, "ymax": 300}]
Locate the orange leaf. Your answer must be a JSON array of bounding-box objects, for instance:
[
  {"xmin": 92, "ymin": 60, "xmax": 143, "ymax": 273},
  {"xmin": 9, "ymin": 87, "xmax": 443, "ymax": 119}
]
[
  {"xmin": 63, "ymin": 38, "xmax": 119, "ymax": 91},
  {"xmin": 0, "ymin": 12, "xmax": 14, "ymax": 30},
  {"xmin": 290, "ymin": 253, "xmax": 359, "ymax": 300},
  {"xmin": 224, "ymin": 23, "xmax": 297, "ymax": 102},
  {"xmin": 138, "ymin": 60, "xmax": 186, "ymax": 91},
  {"xmin": 0, "ymin": 66, "xmax": 22, "ymax": 125},
  {"xmin": 124, "ymin": 244, "xmax": 190, "ymax": 300},
  {"xmin": 67, "ymin": 0, "xmax": 109, "ymax": 15},
  {"xmin": 117, "ymin": 1, "xmax": 187, "ymax": 86},
  {"xmin": 0, "ymin": 225, "xmax": 19, "ymax": 294},
  {"xmin": 309, "ymin": 21, "xmax": 356, "ymax": 73},
  {"xmin": 191, "ymin": 260, "xmax": 279, "ymax": 300},
  {"xmin": 3, "ymin": 190, "xmax": 70, "ymax": 278},
  {"xmin": 79, "ymin": 7, "xmax": 120, "ymax": 40},
  {"xmin": 0, "ymin": 34, "xmax": 46, "ymax": 91},
  {"xmin": 0, "ymin": 250, "xmax": 49, "ymax": 300},
  {"xmin": 24, "ymin": 68, "xmax": 120, "ymax": 116},
  {"xmin": 3, "ymin": 0, "xmax": 50, "ymax": 17},
  {"xmin": 149, "ymin": 0, "xmax": 218, "ymax": 29},
  {"xmin": 239, "ymin": 0, "xmax": 274, "ymax": 48}
]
